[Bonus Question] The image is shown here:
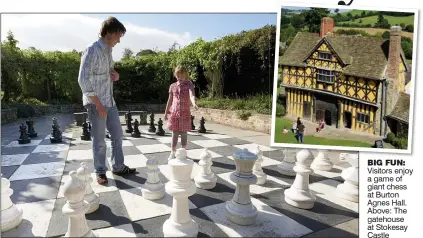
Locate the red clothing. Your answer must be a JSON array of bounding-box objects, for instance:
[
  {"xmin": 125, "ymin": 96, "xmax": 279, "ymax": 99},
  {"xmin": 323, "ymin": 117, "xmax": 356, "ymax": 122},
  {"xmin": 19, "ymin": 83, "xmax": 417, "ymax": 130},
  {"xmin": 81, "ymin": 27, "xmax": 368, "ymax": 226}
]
[{"xmin": 167, "ymin": 80, "xmax": 194, "ymax": 131}]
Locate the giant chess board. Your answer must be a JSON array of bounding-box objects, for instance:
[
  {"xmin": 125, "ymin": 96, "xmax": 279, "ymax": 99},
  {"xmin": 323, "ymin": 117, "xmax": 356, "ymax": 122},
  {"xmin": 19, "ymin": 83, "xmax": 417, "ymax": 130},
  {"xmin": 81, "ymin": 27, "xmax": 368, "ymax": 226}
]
[{"xmin": 1, "ymin": 115, "xmax": 359, "ymax": 237}]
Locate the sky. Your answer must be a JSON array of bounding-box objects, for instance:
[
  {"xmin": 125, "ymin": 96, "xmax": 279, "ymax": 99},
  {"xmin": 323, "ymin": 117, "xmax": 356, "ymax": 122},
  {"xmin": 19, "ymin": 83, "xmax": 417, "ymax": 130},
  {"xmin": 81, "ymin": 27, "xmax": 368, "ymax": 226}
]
[{"xmin": 1, "ymin": 13, "xmax": 276, "ymax": 60}]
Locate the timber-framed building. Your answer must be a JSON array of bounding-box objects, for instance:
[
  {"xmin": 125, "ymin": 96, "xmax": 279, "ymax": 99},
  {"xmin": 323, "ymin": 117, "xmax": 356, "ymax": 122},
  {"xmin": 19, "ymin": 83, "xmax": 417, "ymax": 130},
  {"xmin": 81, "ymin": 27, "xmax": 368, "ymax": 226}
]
[{"xmin": 279, "ymin": 17, "xmax": 410, "ymax": 136}]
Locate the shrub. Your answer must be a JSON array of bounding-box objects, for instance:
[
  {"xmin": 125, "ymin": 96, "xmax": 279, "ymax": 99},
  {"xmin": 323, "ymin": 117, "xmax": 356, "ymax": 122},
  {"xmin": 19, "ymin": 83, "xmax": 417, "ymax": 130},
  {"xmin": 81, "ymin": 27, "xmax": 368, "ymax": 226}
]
[
  {"xmin": 386, "ymin": 132, "xmax": 395, "ymax": 143},
  {"xmin": 276, "ymin": 103, "xmax": 286, "ymax": 117},
  {"xmin": 237, "ymin": 110, "xmax": 252, "ymax": 120},
  {"xmin": 391, "ymin": 137, "xmax": 408, "ymax": 150}
]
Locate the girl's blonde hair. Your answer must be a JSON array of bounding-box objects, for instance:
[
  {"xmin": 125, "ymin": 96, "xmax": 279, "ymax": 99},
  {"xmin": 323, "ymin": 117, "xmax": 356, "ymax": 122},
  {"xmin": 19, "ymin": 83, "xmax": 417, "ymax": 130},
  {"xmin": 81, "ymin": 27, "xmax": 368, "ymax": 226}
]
[{"xmin": 173, "ymin": 65, "xmax": 188, "ymax": 78}]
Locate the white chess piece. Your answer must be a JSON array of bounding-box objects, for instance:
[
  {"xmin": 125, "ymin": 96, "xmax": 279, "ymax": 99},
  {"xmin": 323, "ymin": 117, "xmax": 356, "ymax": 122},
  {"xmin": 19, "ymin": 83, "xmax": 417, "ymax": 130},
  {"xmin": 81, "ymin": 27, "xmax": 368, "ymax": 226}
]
[
  {"xmin": 311, "ymin": 150, "xmax": 333, "ymax": 171},
  {"xmin": 163, "ymin": 148, "xmax": 198, "ymax": 237},
  {"xmin": 1, "ymin": 174, "xmax": 23, "ymax": 232},
  {"xmin": 77, "ymin": 162, "xmax": 100, "ymax": 214},
  {"xmin": 252, "ymin": 145, "xmax": 267, "ymax": 185},
  {"xmin": 336, "ymin": 153, "xmax": 359, "ymax": 203},
  {"xmin": 284, "ymin": 149, "xmax": 316, "ymax": 209},
  {"xmin": 194, "ymin": 148, "xmax": 217, "ymax": 189},
  {"xmin": 225, "ymin": 148, "xmax": 258, "ymax": 225},
  {"xmin": 141, "ymin": 158, "xmax": 165, "ymax": 200},
  {"xmin": 62, "ymin": 171, "xmax": 97, "ymax": 237},
  {"xmin": 277, "ymin": 149, "xmax": 296, "ymax": 176}
]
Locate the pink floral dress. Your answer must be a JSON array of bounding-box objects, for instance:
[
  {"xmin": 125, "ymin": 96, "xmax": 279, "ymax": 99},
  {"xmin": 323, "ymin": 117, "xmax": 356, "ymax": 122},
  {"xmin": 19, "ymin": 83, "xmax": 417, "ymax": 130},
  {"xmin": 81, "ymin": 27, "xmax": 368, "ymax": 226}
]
[{"xmin": 167, "ymin": 80, "xmax": 194, "ymax": 132}]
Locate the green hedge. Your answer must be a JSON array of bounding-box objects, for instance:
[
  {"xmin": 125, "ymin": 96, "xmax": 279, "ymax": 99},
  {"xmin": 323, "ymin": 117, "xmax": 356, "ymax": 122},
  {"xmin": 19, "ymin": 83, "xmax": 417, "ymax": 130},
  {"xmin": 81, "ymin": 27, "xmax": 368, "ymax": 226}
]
[{"xmin": 2, "ymin": 25, "xmax": 276, "ymax": 105}]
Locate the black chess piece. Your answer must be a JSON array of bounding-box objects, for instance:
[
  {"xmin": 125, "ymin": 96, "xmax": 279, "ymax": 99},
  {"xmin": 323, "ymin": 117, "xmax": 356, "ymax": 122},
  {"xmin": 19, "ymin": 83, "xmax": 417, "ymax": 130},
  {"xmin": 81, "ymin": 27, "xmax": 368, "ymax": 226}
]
[
  {"xmin": 125, "ymin": 111, "xmax": 133, "ymax": 133},
  {"xmin": 18, "ymin": 123, "xmax": 31, "ymax": 144},
  {"xmin": 26, "ymin": 118, "xmax": 37, "ymax": 138},
  {"xmin": 156, "ymin": 118, "xmax": 165, "ymax": 136},
  {"xmin": 132, "ymin": 119, "xmax": 141, "ymax": 138},
  {"xmin": 80, "ymin": 121, "xmax": 91, "ymax": 141},
  {"xmin": 88, "ymin": 122, "xmax": 92, "ymax": 132},
  {"xmin": 191, "ymin": 115, "xmax": 195, "ymax": 130},
  {"xmin": 50, "ymin": 117, "xmax": 63, "ymax": 143},
  {"xmin": 148, "ymin": 113, "xmax": 156, "ymax": 133},
  {"xmin": 198, "ymin": 117, "xmax": 207, "ymax": 133}
]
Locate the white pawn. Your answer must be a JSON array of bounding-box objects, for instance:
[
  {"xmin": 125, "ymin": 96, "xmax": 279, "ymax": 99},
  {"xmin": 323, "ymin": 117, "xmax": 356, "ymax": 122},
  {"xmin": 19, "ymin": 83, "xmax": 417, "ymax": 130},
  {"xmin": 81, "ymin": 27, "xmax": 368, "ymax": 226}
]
[
  {"xmin": 277, "ymin": 149, "xmax": 296, "ymax": 177},
  {"xmin": 336, "ymin": 153, "xmax": 359, "ymax": 203},
  {"xmin": 62, "ymin": 171, "xmax": 97, "ymax": 237},
  {"xmin": 311, "ymin": 150, "xmax": 333, "ymax": 171},
  {"xmin": 284, "ymin": 149, "xmax": 316, "ymax": 209},
  {"xmin": 141, "ymin": 158, "xmax": 165, "ymax": 200},
  {"xmin": 163, "ymin": 148, "xmax": 198, "ymax": 237},
  {"xmin": 252, "ymin": 146, "xmax": 267, "ymax": 185},
  {"xmin": 77, "ymin": 162, "xmax": 100, "ymax": 214},
  {"xmin": 194, "ymin": 148, "xmax": 217, "ymax": 189},
  {"xmin": 1, "ymin": 174, "xmax": 23, "ymax": 232}
]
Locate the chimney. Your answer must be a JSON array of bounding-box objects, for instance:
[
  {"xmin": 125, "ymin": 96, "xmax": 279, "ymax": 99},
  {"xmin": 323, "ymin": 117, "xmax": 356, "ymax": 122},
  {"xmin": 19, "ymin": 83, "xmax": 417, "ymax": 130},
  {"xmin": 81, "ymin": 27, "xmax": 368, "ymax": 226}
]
[
  {"xmin": 320, "ymin": 17, "xmax": 334, "ymax": 37},
  {"xmin": 386, "ymin": 26, "xmax": 402, "ymax": 80}
]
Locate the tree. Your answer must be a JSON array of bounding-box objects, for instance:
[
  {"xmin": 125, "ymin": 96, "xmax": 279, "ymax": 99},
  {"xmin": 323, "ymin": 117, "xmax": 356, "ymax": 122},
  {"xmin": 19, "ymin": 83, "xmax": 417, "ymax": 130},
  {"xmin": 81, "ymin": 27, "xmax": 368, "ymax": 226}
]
[
  {"xmin": 361, "ymin": 11, "xmax": 366, "ymax": 18},
  {"xmin": 290, "ymin": 14, "xmax": 305, "ymax": 29},
  {"xmin": 136, "ymin": 49, "xmax": 156, "ymax": 57},
  {"xmin": 168, "ymin": 41, "xmax": 180, "ymax": 53},
  {"xmin": 304, "ymin": 8, "xmax": 330, "ymax": 33},
  {"xmin": 122, "ymin": 48, "xmax": 133, "ymax": 60},
  {"xmin": 405, "ymin": 24, "xmax": 414, "ymax": 32},
  {"xmin": 334, "ymin": 9, "xmax": 339, "ymax": 14},
  {"xmin": 280, "ymin": 24, "xmax": 297, "ymax": 46},
  {"xmin": 347, "ymin": 12, "xmax": 353, "ymax": 20},
  {"xmin": 280, "ymin": 15, "xmax": 291, "ymax": 28}
]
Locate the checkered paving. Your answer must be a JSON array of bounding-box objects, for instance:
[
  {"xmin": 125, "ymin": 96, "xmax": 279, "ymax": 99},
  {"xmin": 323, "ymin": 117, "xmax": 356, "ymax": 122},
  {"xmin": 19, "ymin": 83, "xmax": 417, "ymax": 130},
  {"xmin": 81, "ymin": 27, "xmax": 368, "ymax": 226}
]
[{"xmin": 1, "ymin": 120, "xmax": 358, "ymax": 237}]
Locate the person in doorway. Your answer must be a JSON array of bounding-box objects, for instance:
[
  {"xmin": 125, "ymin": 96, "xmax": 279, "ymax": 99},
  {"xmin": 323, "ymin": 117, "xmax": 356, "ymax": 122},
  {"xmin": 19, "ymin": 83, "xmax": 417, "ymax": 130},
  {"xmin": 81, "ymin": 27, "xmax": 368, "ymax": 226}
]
[
  {"xmin": 164, "ymin": 65, "xmax": 198, "ymax": 161},
  {"xmin": 316, "ymin": 120, "xmax": 325, "ymax": 132},
  {"xmin": 297, "ymin": 121, "xmax": 306, "ymax": 143},
  {"xmin": 78, "ymin": 16, "xmax": 136, "ymax": 185}
]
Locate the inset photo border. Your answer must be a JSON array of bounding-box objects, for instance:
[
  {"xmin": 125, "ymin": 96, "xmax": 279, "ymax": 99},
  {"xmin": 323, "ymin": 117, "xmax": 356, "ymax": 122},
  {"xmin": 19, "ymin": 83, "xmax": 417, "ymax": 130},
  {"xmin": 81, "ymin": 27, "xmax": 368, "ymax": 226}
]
[{"xmin": 270, "ymin": 3, "xmax": 418, "ymax": 154}]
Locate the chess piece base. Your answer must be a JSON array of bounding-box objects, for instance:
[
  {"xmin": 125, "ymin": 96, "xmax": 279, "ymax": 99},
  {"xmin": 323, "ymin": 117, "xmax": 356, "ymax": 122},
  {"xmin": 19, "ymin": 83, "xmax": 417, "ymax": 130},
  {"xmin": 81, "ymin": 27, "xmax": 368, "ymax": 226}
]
[
  {"xmin": 131, "ymin": 132, "xmax": 141, "ymax": 138},
  {"xmin": 18, "ymin": 138, "xmax": 31, "ymax": 144},
  {"xmin": 163, "ymin": 217, "xmax": 198, "ymax": 237},
  {"xmin": 156, "ymin": 131, "xmax": 165, "ymax": 136},
  {"xmin": 336, "ymin": 183, "xmax": 359, "ymax": 203},
  {"xmin": 85, "ymin": 193, "xmax": 100, "ymax": 214},
  {"xmin": 284, "ymin": 188, "xmax": 316, "ymax": 209},
  {"xmin": 80, "ymin": 135, "xmax": 91, "ymax": 141},
  {"xmin": 311, "ymin": 163, "xmax": 333, "ymax": 171},
  {"xmin": 197, "ymin": 129, "xmax": 206, "ymax": 133},
  {"xmin": 277, "ymin": 162, "xmax": 296, "ymax": 177},
  {"xmin": 148, "ymin": 128, "xmax": 156, "ymax": 133},
  {"xmin": 28, "ymin": 132, "xmax": 38, "ymax": 138},
  {"xmin": 65, "ymin": 229, "xmax": 98, "ymax": 237},
  {"xmin": 225, "ymin": 200, "xmax": 258, "ymax": 226},
  {"xmin": 125, "ymin": 129, "xmax": 133, "ymax": 133},
  {"xmin": 141, "ymin": 183, "xmax": 165, "ymax": 200},
  {"xmin": 1, "ymin": 204, "xmax": 23, "ymax": 232},
  {"xmin": 253, "ymin": 171, "xmax": 267, "ymax": 185},
  {"xmin": 194, "ymin": 174, "xmax": 217, "ymax": 190},
  {"xmin": 50, "ymin": 137, "xmax": 62, "ymax": 143}
]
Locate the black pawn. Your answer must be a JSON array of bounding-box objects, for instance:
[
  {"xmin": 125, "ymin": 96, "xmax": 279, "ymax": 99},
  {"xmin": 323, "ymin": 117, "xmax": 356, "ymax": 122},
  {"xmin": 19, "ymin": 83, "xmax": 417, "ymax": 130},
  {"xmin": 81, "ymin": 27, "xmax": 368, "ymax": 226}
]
[
  {"xmin": 148, "ymin": 113, "xmax": 156, "ymax": 133},
  {"xmin": 50, "ymin": 117, "xmax": 63, "ymax": 143},
  {"xmin": 132, "ymin": 119, "xmax": 141, "ymax": 138},
  {"xmin": 26, "ymin": 118, "xmax": 37, "ymax": 138},
  {"xmin": 198, "ymin": 117, "xmax": 207, "ymax": 133},
  {"xmin": 80, "ymin": 121, "xmax": 91, "ymax": 141},
  {"xmin": 156, "ymin": 118, "xmax": 165, "ymax": 136},
  {"xmin": 191, "ymin": 115, "xmax": 195, "ymax": 130},
  {"xmin": 18, "ymin": 123, "xmax": 31, "ymax": 144},
  {"xmin": 125, "ymin": 111, "xmax": 133, "ymax": 133}
]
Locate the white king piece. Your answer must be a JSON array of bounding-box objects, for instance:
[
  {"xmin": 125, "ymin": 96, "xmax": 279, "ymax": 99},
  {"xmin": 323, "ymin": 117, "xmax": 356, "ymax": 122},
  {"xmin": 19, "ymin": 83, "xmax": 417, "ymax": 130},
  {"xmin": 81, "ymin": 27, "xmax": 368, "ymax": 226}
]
[{"xmin": 163, "ymin": 148, "xmax": 198, "ymax": 237}]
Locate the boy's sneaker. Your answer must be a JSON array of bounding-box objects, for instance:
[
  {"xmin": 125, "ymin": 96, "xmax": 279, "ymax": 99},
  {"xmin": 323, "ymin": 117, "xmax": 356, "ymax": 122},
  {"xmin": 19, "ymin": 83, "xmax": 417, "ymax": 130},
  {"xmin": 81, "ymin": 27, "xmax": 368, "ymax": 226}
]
[{"xmin": 168, "ymin": 151, "xmax": 175, "ymax": 161}]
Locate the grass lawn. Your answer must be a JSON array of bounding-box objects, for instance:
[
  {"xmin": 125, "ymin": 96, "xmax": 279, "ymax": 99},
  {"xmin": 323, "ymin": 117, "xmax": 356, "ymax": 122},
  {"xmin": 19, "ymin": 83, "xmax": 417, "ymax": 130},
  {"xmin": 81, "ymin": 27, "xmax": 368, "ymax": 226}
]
[
  {"xmin": 333, "ymin": 27, "xmax": 414, "ymax": 38},
  {"xmin": 344, "ymin": 15, "xmax": 414, "ymax": 26},
  {"xmin": 273, "ymin": 117, "xmax": 373, "ymax": 147}
]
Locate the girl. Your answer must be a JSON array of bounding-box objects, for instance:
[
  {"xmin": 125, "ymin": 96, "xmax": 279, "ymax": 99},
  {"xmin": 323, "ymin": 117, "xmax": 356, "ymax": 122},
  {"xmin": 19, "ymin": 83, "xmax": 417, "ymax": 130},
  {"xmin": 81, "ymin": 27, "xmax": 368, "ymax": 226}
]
[{"xmin": 164, "ymin": 66, "xmax": 198, "ymax": 160}]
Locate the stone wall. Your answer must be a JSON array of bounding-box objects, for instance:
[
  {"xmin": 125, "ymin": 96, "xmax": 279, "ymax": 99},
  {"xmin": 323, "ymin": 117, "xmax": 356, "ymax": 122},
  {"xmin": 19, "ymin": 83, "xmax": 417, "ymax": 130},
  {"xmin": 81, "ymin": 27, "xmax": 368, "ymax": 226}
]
[
  {"xmin": 192, "ymin": 108, "xmax": 271, "ymax": 134},
  {"xmin": 1, "ymin": 108, "xmax": 18, "ymax": 125},
  {"xmin": 117, "ymin": 104, "xmax": 166, "ymax": 113}
]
